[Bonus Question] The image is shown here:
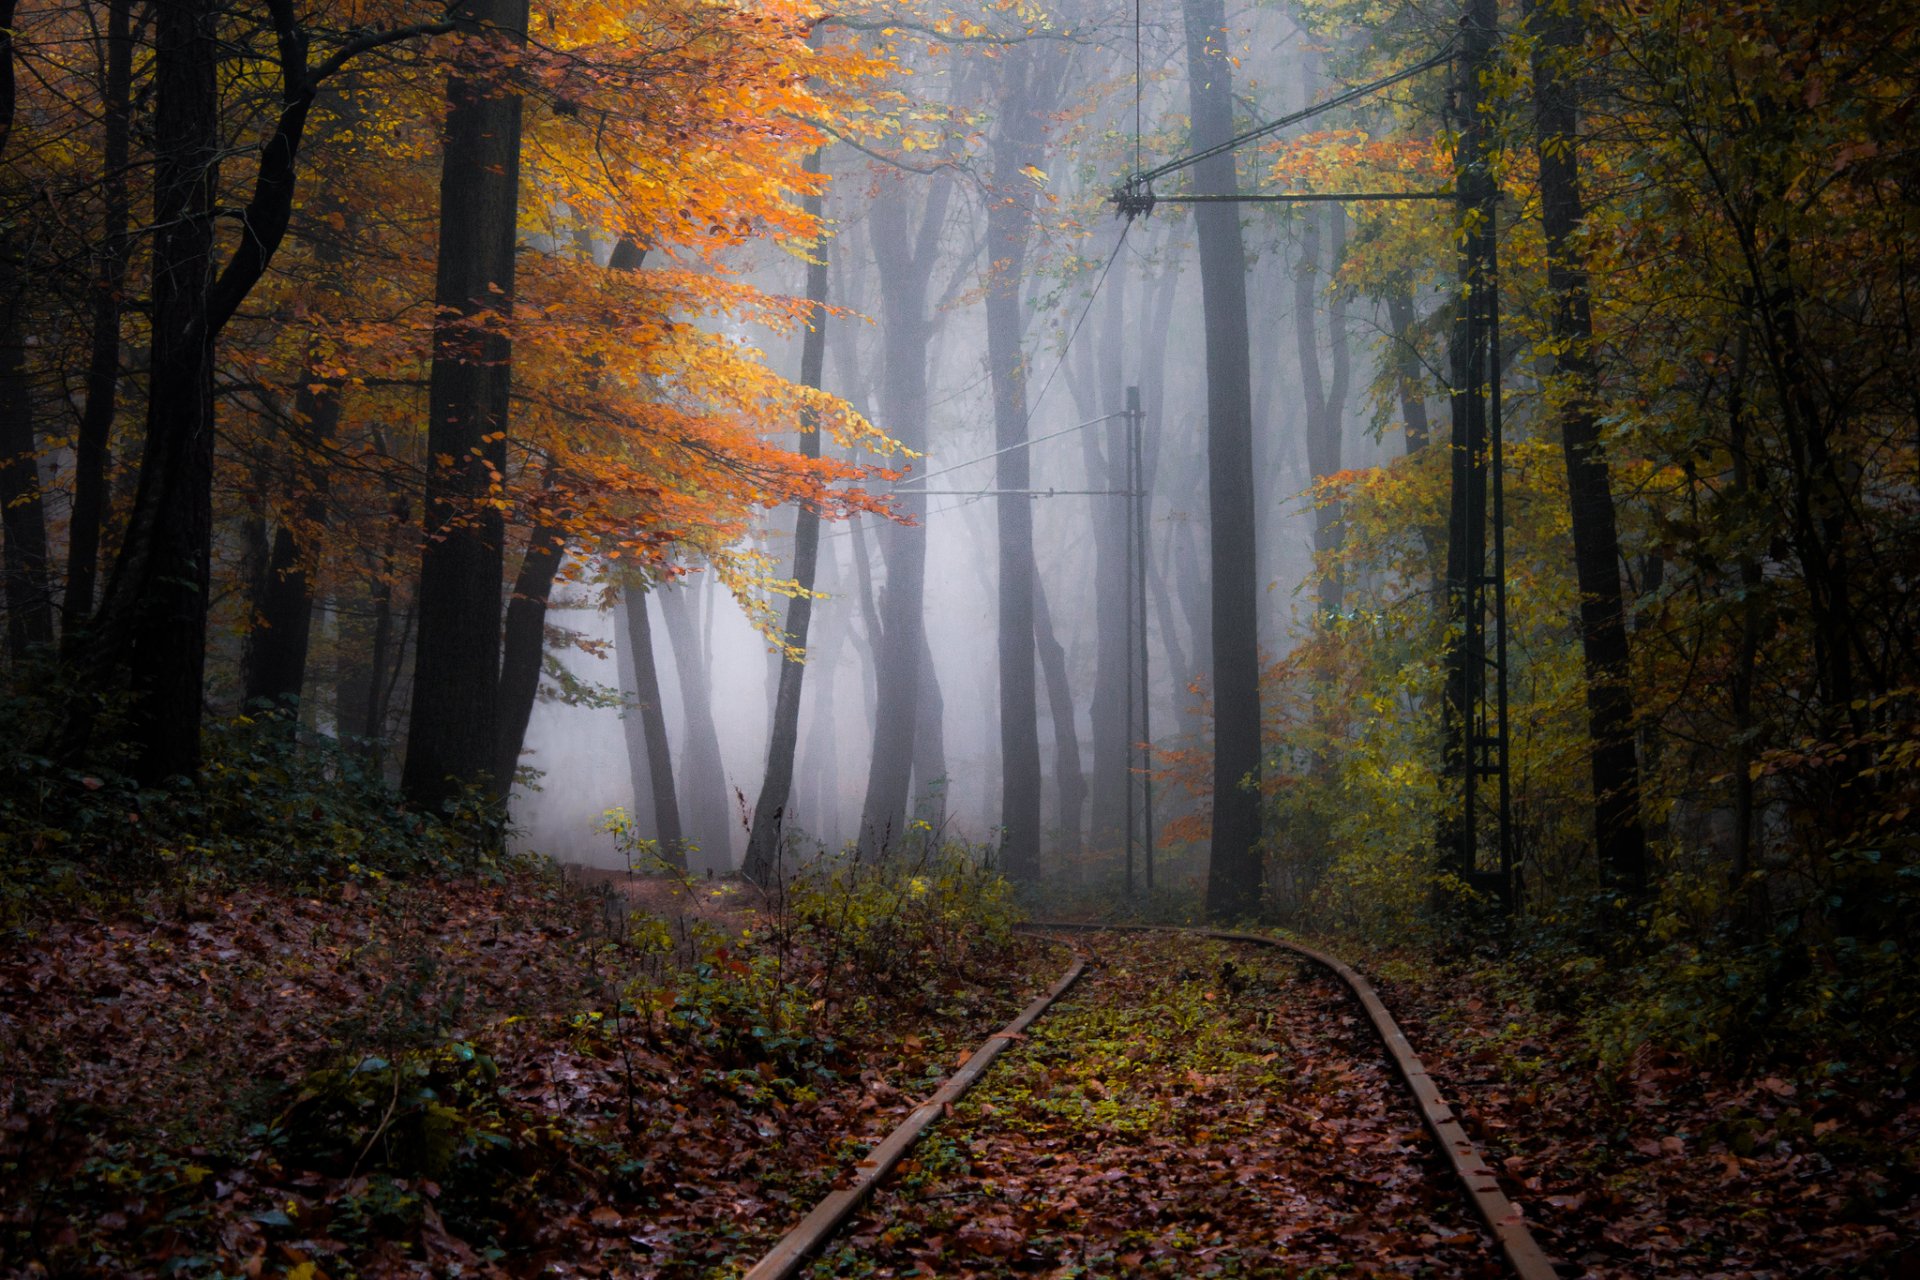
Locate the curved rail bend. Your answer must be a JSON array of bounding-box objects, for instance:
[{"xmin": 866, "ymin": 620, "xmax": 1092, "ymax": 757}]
[{"xmin": 1022, "ymin": 922, "xmax": 1559, "ymax": 1280}]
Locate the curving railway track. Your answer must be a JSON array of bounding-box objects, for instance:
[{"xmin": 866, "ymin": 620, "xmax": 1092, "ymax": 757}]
[{"xmin": 744, "ymin": 927, "xmax": 1558, "ymax": 1280}]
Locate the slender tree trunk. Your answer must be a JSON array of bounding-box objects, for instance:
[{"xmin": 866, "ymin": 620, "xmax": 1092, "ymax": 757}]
[
  {"xmin": 985, "ymin": 50, "xmax": 1047, "ymax": 883},
  {"xmin": 660, "ymin": 581, "xmax": 732, "ymax": 871},
  {"xmin": 1034, "ymin": 576, "xmax": 1085, "ymax": 856},
  {"xmin": 1295, "ymin": 205, "xmax": 1352, "ymax": 617},
  {"xmin": 403, "ymin": 0, "xmax": 529, "ymax": 809},
  {"xmin": 620, "ymin": 584, "xmax": 684, "ymax": 870},
  {"xmin": 1532, "ymin": 0, "xmax": 1646, "ymax": 893},
  {"xmin": 1386, "ymin": 288, "xmax": 1431, "ymax": 456},
  {"xmin": 0, "ymin": 283, "xmax": 52, "ymax": 659},
  {"xmin": 858, "ymin": 178, "xmax": 951, "ymax": 855},
  {"xmin": 1438, "ymin": 0, "xmax": 1498, "ymax": 880},
  {"xmin": 912, "ymin": 631, "xmax": 947, "ymax": 836},
  {"xmin": 1081, "ymin": 275, "xmax": 1130, "ymax": 855},
  {"xmin": 745, "ymin": 149, "xmax": 830, "ymax": 883},
  {"xmin": 63, "ymin": 0, "xmax": 132, "ymax": 629},
  {"xmin": 1184, "ymin": 0, "xmax": 1263, "ymax": 920},
  {"xmin": 494, "ymin": 514, "xmax": 567, "ymax": 789},
  {"xmin": 612, "ymin": 588, "xmax": 658, "ymax": 835},
  {"xmin": 77, "ymin": 0, "xmax": 219, "ymax": 779},
  {"xmin": 0, "ymin": 0, "xmax": 52, "ymax": 658},
  {"xmin": 357, "ymin": 491, "xmax": 407, "ymax": 758},
  {"xmin": 242, "ymin": 368, "xmax": 341, "ymax": 709}
]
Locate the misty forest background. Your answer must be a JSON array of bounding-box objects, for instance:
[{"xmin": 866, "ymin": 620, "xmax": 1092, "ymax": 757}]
[
  {"xmin": 2, "ymin": 0, "xmax": 1918, "ymax": 1273},
  {"xmin": 0, "ymin": 0, "xmax": 1914, "ymax": 995}
]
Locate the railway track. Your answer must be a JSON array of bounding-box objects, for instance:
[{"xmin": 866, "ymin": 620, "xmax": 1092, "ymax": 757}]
[{"xmin": 744, "ymin": 926, "xmax": 1557, "ymax": 1279}]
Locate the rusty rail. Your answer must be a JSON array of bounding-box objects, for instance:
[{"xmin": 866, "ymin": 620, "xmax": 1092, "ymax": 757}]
[
  {"xmin": 1021, "ymin": 922, "xmax": 1560, "ymax": 1280},
  {"xmin": 739, "ymin": 955, "xmax": 1086, "ymax": 1280}
]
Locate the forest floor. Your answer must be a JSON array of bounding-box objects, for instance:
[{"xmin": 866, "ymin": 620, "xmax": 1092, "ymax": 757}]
[
  {"xmin": 5, "ymin": 869, "xmax": 1916, "ymax": 1279},
  {"xmin": 1372, "ymin": 955, "xmax": 1920, "ymax": 1279},
  {"xmin": 807, "ymin": 930, "xmax": 1500, "ymax": 1279},
  {"xmin": 0, "ymin": 861, "xmax": 1057, "ymax": 1278}
]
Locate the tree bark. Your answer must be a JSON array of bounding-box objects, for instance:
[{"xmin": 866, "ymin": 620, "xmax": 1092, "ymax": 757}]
[
  {"xmin": 745, "ymin": 148, "xmax": 830, "ymax": 883},
  {"xmin": 857, "ymin": 177, "xmax": 952, "ymax": 855},
  {"xmin": 1532, "ymin": 0, "xmax": 1646, "ymax": 894},
  {"xmin": 620, "ymin": 584, "xmax": 684, "ymax": 870},
  {"xmin": 63, "ymin": 0, "xmax": 132, "ymax": 629},
  {"xmin": 1034, "ymin": 575, "xmax": 1085, "ymax": 857},
  {"xmin": 985, "ymin": 47, "xmax": 1048, "ymax": 883},
  {"xmin": 660, "ymin": 581, "xmax": 732, "ymax": 871},
  {"xmin": 494, "ymin": 513, "xmax": 567, "ymax": 789},
  {"xmin": 912, "ymin": 630, "xmax": 947, "ymax": 836},
  {"xmin": 1294, "ymin": 205, "xmax": 1352, "ymax": 617},
  {"xmin": 1183, "ymin": 0, "xmax": 1263, "ymax": 920},
  {"xmin": 242, "ymin": 368, "xmax": 341, "ymax": 709},
  {"xmin": 402, "ymin": 0, "xmax": 530, "ymax": 810}
]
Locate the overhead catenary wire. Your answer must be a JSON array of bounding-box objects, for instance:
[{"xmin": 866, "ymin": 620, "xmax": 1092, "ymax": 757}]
[{"xmin": 1128, "ymin": 48, "xmax": 1451, "ymax": 188}]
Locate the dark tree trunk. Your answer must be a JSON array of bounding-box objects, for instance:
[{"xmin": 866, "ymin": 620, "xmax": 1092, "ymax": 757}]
[
  {"xmin": 985, "ymin": 48, "xmax": 1047, "ymax": 883},
  {"xmin": 745, "ymin": 149, "xmax": 829, "ymax": 883},
  {"xmin": 494, "ymin": 515, "xmax": 567, "ymax": 789},
  {"xmin": 1386, "ymin": 288, "xmax": 1431, "ymax": 456},
  {"xmin": 620, "ymin": 585, "xmax": 684, "ymax": 870},
  {"xmin": 1080, "ymin": 275, "xmax": 1130, "ymax": 855},
  {"xmin": 402, "ymin": 0, "xmax": 529, "ymax": 810},
  {"xmin": 1183, "ymin": 0, "xmax": 1263, "ymax": 920},
  {"xmin": 242, "ymin": 369, "xmax": 341, "ymax": 710},
  {"xmin": 82, "ymin": 0, "xmax": 220, "ymax": 780},
  {"xmin": 356, "ymin": 491, "xmax": 408, "ymax": 757},
  {"xmin": 1532, "ymin": 0, "xmax": 1647, "ymax": 894},
  {"xmin": 857, "ymin": 177, "xmax": 952, "ymax": 855},
  {"xmin": 0, "ymin": 0, "xmax": 53, "ymax": 659},
  {"xmin": 0, "ymin": 285, "xmax": 52, "ymax": 659},
  {"xmin": 660, "ymin": 582, "xmax": 732, "ymax": 872},
  {"xmin": 912, "ymin": 631, "xmax": 947, "ymax": 836},
  {"xmin": 64, "ymin": 0, "xmax": 134, "ymax": 628},
  {"xmin": 1294, "ymin": 205, "xmax": 1352, "ymax": 617},
  {"xmin": 1438, "ymin": 0, "xmax": 1498, "ymax": 880},
  {"xmin": 1034, "ymin": 576, "xmax": 1085, "ymax": 857},
  {"xmin": 78, "ymin": 1, "xmax": 450, "ymax": 780},
  {"xmin": 612, "ymin": 587, "xmax": 658, "ymax": 836}
]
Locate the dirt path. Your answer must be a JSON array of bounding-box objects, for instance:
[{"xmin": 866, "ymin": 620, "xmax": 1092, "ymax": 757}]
[{"xmin": 802, "ymin": 931, "xmax": 1504, "ymax": 1278}]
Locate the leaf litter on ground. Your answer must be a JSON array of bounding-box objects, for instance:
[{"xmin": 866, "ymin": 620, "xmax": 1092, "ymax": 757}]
[{"xmin": 805, "ymin": 931, "xmax": 1503, "ymax": 1279}]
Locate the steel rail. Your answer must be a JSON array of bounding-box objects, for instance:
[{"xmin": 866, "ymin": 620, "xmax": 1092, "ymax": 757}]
[
  {"xmin": 739, "ymin": 956, "xmax": 1087, "ymax": 1280},
  {"xmin": 1018, "ymin": 923, "xmax": 1560, "ymax": 1280}
]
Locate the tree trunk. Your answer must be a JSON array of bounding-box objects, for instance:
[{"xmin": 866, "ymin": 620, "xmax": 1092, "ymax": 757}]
[
  {"xmin": 1386, "ymin": 288, "xmax": 1431, "ymax": 456},
  {"xmin": 857, "ymin": 177, "xmax": 952, "ymax": 855},
  {"xmin": 1034, "ymin": 575, "xmax": 1085, "ymax": 857},
  {"xmin": 912, "ymin": 631, "xmax": 947, "ymax": 837},
  {"xmin": 1295, "ymin": 205, "xmax": 1353, "ymax": 617},
  {"xmin": 745, "ymin": 148, "xmax": 830, "ymax": 883},
  {"xmin": 620, "ymin": 584, "xmax": 684, "ymax": 870},
  {"xmin": 1183, "ymin": 0, "xmax": 1263, "ymax": 920},
  {"xmin": 242, "ymin": 368, "xmax": 341, "ymax": 710},
  {"xmin": 659, "ymin": 581, "xmax": 732, "ymax": 872},
  {"xmin": 402, "ymin": 0, "xmax": 530, "ymax": 810},
  {"xmin": 77, "ymin": 0, "xmax": 219, "ymax": 780},
  {"xmin": 985, "ymin": 49, "xmax": 1047, "ymax": 883},
  {"xmin": 1080, "ymin": 275, "xmax": 1130, "ymax": 856},
  {"xmin": 494, "ymin": 515, "xmax": 567, "ymax": 789},
  {"xmin": 63, "ymin": 0, "xmax": 132, "ymax": 629},
  {"xmin": 0, "ymin": 282, "xmax": 52, "ymax": 659},
  {"xmin": 1532, "ymin": 0, "xmax": 1646, "ymax": 894}
]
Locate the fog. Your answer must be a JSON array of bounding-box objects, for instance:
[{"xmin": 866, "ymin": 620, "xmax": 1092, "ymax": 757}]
[{"xmin": 510, "ymin": 5, "xmax": 1432, "ymax": 876}]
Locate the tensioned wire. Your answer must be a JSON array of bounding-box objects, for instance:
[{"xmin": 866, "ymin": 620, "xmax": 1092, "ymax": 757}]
[{"xmin": 818, "ymin": 216, "xmax": 1136, "ymax": 540}]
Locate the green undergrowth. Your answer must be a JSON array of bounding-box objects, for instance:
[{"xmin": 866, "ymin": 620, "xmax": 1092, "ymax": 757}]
[{"xmin": 1, "ymin": 711, "xmax": 501, "ymax": 926}]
